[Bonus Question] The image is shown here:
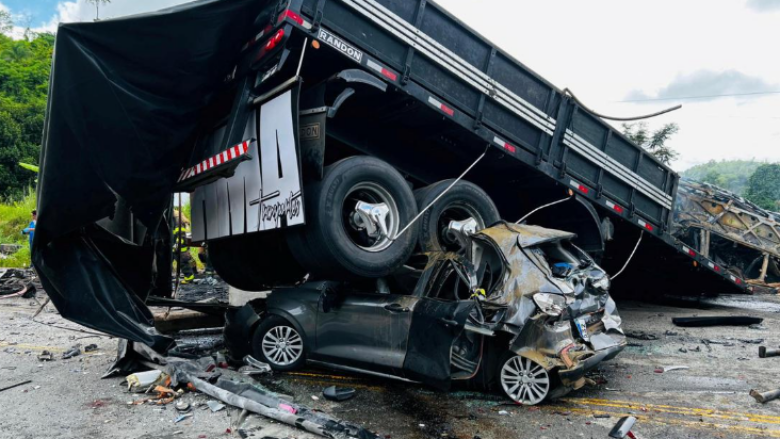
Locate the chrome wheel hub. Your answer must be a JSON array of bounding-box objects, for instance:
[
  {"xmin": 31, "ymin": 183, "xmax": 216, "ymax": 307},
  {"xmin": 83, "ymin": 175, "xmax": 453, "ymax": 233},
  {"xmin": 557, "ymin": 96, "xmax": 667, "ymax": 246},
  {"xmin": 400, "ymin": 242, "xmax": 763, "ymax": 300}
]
[
  {"xmin": 343, "ymin": 182, "xmax": 400, "ymax": 253},
  {"xmin": 261, "ymin": 326, "xmax": 303, "ymax": 367},
  {"xmin": 500, "ymin": 356, "xmax": 550, "ymax": 405}
]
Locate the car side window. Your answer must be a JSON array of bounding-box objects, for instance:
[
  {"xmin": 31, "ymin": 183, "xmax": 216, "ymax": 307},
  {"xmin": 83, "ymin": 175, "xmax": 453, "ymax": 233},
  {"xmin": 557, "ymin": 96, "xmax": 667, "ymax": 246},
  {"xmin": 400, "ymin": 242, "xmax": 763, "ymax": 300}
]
[{"xmin": 425, "ymin": 260, "xmax": 473, "ymax": 302}]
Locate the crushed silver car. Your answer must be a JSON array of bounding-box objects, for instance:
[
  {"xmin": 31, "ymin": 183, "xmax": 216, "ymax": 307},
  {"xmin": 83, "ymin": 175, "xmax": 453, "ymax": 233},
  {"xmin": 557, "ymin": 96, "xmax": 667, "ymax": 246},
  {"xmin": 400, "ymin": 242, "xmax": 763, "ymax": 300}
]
[{"xmin": 226, "ymin": 222, "xmax": 626, "ymax": 405}]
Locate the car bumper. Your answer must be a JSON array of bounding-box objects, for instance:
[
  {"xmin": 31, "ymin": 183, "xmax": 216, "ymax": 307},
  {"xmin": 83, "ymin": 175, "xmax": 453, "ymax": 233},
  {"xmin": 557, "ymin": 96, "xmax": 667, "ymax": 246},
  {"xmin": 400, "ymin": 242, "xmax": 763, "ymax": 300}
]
[{"xmin": 558, "ymin": 335, "xmax": 625, "ymax": 385}]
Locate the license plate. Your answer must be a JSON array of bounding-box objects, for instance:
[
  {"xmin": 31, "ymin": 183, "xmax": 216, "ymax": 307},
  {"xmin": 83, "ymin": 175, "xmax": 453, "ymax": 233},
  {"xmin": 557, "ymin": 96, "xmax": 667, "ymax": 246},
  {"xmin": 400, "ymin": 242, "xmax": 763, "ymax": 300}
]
[{"xmin": 575, "ymin": 317, "xmax": 590, "ymax": 342}]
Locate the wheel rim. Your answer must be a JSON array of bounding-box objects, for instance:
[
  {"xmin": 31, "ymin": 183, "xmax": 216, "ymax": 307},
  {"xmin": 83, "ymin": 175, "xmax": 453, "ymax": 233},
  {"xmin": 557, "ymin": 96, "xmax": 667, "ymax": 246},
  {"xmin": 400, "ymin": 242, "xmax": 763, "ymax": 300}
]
[
  {"xmin": 342, "ymin": 182, "xmax": 400, "ymax": 253},
  {"xmin": 500, "ymin": 356, "xmax": 550, "ymax": 405},
  {"xmin": 438, "ymin": 204, "xmax": 484, "ymax": 252},
  {"xmin": 261, "ymin": 325, "xmax": 304, "ymax": 367}
]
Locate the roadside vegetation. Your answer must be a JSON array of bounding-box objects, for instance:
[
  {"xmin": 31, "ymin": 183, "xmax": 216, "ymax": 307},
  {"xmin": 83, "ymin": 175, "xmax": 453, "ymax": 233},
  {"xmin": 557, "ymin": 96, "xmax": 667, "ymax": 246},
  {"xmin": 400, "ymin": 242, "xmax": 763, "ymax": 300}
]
[
  {"xmin": 683, "ymin": 159, "xmax": 765, "ymax": 195},
  {"xmin": 0, "ymin": 190, "xmax": 35, "ymax": 267}
]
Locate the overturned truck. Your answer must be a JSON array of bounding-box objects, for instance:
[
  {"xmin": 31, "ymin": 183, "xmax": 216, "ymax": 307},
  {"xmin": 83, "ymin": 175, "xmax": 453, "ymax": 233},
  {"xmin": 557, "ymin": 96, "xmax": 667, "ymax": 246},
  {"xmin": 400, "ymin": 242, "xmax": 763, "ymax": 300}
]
[{"xmin": 34, "ymin": 0, "xmax": 764, "ymax": 399}]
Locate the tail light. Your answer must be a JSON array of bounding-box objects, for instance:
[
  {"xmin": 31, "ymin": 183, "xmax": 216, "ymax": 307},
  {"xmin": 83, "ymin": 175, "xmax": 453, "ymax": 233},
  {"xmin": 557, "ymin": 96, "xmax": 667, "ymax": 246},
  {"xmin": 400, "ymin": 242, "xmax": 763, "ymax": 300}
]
[
  {"xmin": 258, "ymin": 29, "xmax": 286, "ymax": 61},
  {"xmin": 278, "ymin": 10, "xmax": 304, "ymax": 25}
]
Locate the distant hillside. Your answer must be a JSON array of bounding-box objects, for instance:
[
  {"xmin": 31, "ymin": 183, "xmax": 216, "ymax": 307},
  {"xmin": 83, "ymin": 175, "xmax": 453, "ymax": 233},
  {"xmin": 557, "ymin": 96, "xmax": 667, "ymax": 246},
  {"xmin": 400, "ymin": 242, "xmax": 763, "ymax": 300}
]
[{"xmin": 682, "ymin": 160, "xmax": 766, "ymax": 195}]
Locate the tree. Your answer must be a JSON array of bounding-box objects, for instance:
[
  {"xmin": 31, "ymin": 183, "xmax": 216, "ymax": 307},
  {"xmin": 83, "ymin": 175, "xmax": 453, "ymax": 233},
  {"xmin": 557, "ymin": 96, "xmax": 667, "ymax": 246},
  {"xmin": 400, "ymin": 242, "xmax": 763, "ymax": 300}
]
[
  {"xmin": 0, "ymin": 10, "xmax": 12, "ymax": 35},
  {"xmin": 622, "ymin": 122, "xmax": 680, "ymax": 165},
  {"xmin": 0, "ymin": 32, "xmax": 54, "ymax": 200},
  {"xmin": 744, "ymin": 164, "xmax": 780, "ymax": 211},
  {"xmin": 86, "ymin": 0, "xmax": 111, "ymax": 20},
  {"xmin": 702, "ymin": 169, "xmax": 724, "ymax": 187}
]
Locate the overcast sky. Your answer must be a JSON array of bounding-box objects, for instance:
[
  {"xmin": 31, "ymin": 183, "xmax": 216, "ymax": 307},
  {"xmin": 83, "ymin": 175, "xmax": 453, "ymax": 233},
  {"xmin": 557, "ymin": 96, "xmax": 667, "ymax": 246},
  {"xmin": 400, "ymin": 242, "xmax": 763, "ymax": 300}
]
[{"xmin": 2, "ymin": 0, "xmax": 778, "ymax": 171}]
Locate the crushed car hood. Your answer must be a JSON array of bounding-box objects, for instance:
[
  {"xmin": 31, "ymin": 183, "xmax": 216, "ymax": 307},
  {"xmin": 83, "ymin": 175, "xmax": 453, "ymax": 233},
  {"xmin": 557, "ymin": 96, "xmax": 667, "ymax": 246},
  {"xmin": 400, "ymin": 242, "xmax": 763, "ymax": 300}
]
[{"xmin": 469, "ymin": 222, "xmax": 621, "ymax": 332}]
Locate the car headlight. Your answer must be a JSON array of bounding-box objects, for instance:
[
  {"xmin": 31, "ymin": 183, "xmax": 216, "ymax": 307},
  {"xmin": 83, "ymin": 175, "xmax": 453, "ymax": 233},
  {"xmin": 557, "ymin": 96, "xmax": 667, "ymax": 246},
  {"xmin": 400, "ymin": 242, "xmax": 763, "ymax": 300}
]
[
  {"xmin": 590, "ymin": 275, "xmax": 611, "ymax": 292},
  {"xmin": 533, "ymin": 293, "xmax": 567, "ymax": 317}
]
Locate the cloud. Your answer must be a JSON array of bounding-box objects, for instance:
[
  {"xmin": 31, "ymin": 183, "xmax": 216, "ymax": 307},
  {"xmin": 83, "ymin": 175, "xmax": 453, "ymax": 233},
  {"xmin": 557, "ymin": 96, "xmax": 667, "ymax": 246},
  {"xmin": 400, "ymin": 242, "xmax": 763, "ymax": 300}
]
[
  {"xmin": 46, "ymin": 0, "xmax": 192, "ymax": 24},
  {"xmin": 624, "ymin": 70, "xmax": 779, "ymax": 103},
  {"xmin": 746, "ymin": 0, "xmax": 780, "ymax": 12}
]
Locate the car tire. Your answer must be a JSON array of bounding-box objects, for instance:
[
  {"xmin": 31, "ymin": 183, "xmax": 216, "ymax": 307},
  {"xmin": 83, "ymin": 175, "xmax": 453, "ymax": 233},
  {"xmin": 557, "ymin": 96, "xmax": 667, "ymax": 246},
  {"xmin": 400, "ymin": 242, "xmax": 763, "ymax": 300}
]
[
  {"xmin": 414, "ymin": 179, "xmax": 500, "ymax": 253},
  {"xmin": 209, "ymin": 232, "xmax": 306, "ymax": 291},
  {"xmin": 251, "ymin": 315, "xmax": 306, "ymax": 371},
  {"xmin": 498, "ymin": 352, "xmax": 552, "ymax": 405},
  {"xmin": 287, "ymin": 156, "xmax": 419, "ymax": 279}
]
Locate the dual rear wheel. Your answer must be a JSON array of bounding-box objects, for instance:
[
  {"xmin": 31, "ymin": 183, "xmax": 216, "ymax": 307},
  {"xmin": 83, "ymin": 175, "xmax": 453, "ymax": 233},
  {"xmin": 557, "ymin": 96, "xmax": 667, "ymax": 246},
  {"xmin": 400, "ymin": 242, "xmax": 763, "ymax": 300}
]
[{"xmin": 210, "ymin": 155, "xmax": 500, "ymax": 288}]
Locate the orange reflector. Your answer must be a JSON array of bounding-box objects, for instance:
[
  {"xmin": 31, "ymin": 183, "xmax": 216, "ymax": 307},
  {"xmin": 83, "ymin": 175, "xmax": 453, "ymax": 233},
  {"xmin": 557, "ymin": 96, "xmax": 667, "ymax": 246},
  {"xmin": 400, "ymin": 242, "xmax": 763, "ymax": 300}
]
[{"xmin": 312, "ymin": 40, "xmax": 320, "ymax": 49}]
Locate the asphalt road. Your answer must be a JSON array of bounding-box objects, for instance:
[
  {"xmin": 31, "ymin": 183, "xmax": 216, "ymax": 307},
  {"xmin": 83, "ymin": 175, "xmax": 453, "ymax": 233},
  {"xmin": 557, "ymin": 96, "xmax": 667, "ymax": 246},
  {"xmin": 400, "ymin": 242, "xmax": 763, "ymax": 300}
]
[{"xmin": 1, "ymin": 291, "xmax": 779, "ymax": 439}]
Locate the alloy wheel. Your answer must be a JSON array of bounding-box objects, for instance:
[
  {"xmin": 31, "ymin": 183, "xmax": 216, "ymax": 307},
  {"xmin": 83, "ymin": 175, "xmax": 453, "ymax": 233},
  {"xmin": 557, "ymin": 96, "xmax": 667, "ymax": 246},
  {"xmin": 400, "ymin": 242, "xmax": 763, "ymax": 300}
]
[
  {"xmin": 500, "ymin": 355, "xmax": 551, "ymax": 405},
  {"xmin": 261, "ymin": 325, "xmax": 304, "ymax": 367}
]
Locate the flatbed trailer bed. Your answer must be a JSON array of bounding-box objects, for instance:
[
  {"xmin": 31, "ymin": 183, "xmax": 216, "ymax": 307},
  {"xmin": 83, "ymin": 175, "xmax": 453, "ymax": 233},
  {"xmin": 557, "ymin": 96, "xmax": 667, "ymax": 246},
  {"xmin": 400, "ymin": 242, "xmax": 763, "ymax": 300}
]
[{"xmin": 250, "ymin": 0, "xmax": 747, "ymax": 291}]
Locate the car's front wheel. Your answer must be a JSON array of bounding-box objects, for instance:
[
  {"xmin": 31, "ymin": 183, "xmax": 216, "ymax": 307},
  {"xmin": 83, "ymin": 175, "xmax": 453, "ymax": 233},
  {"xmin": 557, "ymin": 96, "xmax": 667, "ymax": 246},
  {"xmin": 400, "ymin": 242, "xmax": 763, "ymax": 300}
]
[
  {"xmin": 251, "ymin": 315, "xmax": 306, "ymax": 371},
  {"xmin": 499, "ymin": 353, "xmax": 552, "ymax": 405}
]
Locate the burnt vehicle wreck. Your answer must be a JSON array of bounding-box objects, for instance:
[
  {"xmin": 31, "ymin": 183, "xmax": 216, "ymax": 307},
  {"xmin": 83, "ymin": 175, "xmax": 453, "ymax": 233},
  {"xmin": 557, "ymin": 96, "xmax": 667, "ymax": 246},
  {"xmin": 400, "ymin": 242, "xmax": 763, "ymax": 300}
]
[{"xmin": 226, "ymin": 222, "xmax": 625, "ymax": 405}]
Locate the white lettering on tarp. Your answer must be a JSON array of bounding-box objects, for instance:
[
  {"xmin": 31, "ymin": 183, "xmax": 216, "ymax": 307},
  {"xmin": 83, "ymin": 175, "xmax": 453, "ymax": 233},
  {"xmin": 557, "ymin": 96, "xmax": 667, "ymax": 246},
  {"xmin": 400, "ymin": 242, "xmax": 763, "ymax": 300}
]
[{"xmin": 318, "ymin": 29, "xmax": 363, "ymax": 63}]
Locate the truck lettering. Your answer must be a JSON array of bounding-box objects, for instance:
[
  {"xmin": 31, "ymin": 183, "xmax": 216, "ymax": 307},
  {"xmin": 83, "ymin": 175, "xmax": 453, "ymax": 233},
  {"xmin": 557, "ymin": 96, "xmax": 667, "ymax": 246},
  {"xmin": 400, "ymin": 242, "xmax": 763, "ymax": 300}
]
[{"xmin": 318, "ymin": 29, "xmax": 363, "ymax": 63}]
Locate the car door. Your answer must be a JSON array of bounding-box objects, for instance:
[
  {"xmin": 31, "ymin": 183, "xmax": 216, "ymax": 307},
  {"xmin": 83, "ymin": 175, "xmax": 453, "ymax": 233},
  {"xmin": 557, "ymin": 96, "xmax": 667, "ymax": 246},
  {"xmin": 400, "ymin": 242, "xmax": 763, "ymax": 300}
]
[
  {"xmin": 401, "ymin": 258, "xmax": 479, "ymax": 390},
  {"xmin": 401, "ymin": 297, "xmax": 475, "ymax": 390},
  {"xmin": 313, "ymin": 289, "xmax": 418, "ymax": 375}
]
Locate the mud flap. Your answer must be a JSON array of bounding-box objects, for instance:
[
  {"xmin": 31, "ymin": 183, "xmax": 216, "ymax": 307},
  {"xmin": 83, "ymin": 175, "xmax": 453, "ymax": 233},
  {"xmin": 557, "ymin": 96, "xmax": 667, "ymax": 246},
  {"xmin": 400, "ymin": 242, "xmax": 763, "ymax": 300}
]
[{"xmin": 402, "ymin": 299, "xmax": 476, "ymax": 390}]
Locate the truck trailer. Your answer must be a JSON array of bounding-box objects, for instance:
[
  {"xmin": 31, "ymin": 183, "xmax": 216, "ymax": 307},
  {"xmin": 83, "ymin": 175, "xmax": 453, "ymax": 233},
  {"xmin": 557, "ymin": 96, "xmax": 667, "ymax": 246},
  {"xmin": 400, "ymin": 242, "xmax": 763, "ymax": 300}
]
[{"xmin": 35, "ymin": 0, "xmax": 761, "ymax": 350}]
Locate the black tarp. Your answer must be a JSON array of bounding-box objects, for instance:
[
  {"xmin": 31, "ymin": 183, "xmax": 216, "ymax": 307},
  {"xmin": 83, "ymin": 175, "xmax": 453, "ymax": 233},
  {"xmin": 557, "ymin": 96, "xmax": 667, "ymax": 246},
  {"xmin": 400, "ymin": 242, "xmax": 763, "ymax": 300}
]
[{"xmin": 35, "ymin": 0, "xmax": 275, "ymax": 350}]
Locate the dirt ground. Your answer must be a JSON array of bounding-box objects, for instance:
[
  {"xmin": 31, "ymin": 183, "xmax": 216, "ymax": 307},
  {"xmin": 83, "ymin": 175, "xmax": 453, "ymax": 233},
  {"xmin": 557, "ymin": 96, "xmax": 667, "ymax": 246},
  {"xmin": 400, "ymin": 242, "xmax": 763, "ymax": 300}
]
[{"xmin": 1, "ymin": 290, "xmax": 780, "ymax": 439}]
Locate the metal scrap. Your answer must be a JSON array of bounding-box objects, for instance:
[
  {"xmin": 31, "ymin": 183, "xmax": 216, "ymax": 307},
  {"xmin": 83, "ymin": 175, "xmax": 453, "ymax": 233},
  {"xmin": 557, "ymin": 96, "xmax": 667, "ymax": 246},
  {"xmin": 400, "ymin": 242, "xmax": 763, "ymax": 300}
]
[
  {"xmin": 750, "ymin": 388, "xmax": 780, "ymax": 404},
  {"xmin": 673, "ymin": 316, "xmax": 763, "ymax": 327},
  {"xmin": 61, "ymin": 345, "xmax": 81, "ymax": 359},
  {"xmin": 759, "ymin": 347, "xmax": 780, "ymax": 358},
  {"xmin": 654, "ymin": 365, "xmax": 689, "ymax": 373}
]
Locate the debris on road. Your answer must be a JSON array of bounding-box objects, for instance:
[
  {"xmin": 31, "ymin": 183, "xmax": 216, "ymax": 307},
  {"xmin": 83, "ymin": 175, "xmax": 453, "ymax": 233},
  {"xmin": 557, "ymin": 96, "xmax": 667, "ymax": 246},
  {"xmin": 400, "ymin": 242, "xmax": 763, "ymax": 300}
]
[
  {"xmin": 207, "ymin": 401, "xmax": 226, "ymax": 413},
  {"xmin": 750, "ymin": 388, "xmax": 780, "ymax": 404},
  {"xmin": 110, "ymin": 341, "xmax": 381, "ymax": 438},
  {"xmin": 702, "ymin": 339, "xmax": 735, "ymax": 346},
  {"xmin": 625, "ymin": 331, "xmax": 658, "ymax": 341},
  {"xmin": 61, "ymin": 345, "xmax": 81, "ymax": 359},
  {"xmin": 175, "ymin": 401, "xmax": 191, "ymax": 412},
  {"xmin": 323, "ymin": 386, "xmax": 356, "ymax": 402},
  {"xmin": 0, "ymin": 380, "xmax": 32, "ymax": 393},
  {"xmin": 608, "ymin": 416, "xmax": 637, "ymax": 438},
  {"xmin": 84, "ymin": 344, "xmax": 98, "ymax": 352},
  {"xmin": 673, "ymin": 316, "xmax": 763, "ymax": 327},
  {"xmin": 654, "ymin": 365, "xmax": 689, "ymax": 373},
  {"xmin": 238, "ymin": 355, "xmax": 272, "ymax": 376},
  {"xmin": 738, "ymin": 338, "xmax": 765, "ymax": 344},
  {"xmin": 174, "ymin": 413, "xmax": 193, "ymax": 423},
  {"xmin": 759, "ymin": 347, "xmax": 780, "ymax": 358},
  {"xmin": 126, "ymin": 370, "xmax": 167, "ymax": 392},
  {"xmin": 37, "ymin": 350, "xmax": 53, "ymax": 362}
]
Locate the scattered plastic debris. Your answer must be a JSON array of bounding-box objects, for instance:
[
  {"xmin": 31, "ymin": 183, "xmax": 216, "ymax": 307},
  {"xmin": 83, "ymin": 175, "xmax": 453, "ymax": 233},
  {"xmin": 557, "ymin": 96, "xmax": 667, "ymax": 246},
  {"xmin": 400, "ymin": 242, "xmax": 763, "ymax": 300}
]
[
  {"xmin": 207, "ymin": 400, "xmax": 226, "ymax": 412},
  {"xmin": 654, "ymin": 365, "xmax": 689, "ymax": 373},
  {"xmin": 37, "ymin": 350, "xmax": 53, "ymax": 361},
  {"xmin": 323, "ymin": 386, "xmax": 357, "ymax": 402},
  {"xmin": 84, "ymin": 344, "xmax": 98, "ymax": 352},
  {"xmin": 174, "ymin": 413, "xmax": 193, "ymax": 423},
  {"xmin": 608, "ymin": 416, "xmax": 637, "ymax": 438},
  {"xmin": 126, "ymin": 370, "xmax": 167, "ymax": 392}
]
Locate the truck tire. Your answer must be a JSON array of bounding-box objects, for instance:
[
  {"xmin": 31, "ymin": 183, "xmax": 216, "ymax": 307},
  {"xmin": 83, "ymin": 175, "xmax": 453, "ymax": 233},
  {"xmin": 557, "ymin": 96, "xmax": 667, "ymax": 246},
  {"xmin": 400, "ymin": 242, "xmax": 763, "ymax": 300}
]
[
  {"xmin": 209, "ymin": 232, "xmax": 306, "ymax": 291},
  {"xmin": 414, "ymin": 179, "xmax": 500, "ymax": 253},
  {"xmin": 287, "ymin": 156, "xmax": 419, "ymax": 279}
]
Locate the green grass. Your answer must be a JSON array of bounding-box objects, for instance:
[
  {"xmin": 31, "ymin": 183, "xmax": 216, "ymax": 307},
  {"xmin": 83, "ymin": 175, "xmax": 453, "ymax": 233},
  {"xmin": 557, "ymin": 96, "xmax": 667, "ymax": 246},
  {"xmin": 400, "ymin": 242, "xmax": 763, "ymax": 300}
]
[{"xmin": 0, "ymin": 189, "xmax": 36, "ymax": 267}]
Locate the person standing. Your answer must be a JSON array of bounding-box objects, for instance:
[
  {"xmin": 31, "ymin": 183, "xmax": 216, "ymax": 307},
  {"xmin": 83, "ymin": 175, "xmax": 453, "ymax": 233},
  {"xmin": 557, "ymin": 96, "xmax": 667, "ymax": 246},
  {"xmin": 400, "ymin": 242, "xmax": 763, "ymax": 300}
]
[
  {"xmin": 21, "ymin": 210, "xmax": 36, "ymax": 250},
  {"xmin": 172, "ymin": 210, "xmax": 197, "ymax": 284}
]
